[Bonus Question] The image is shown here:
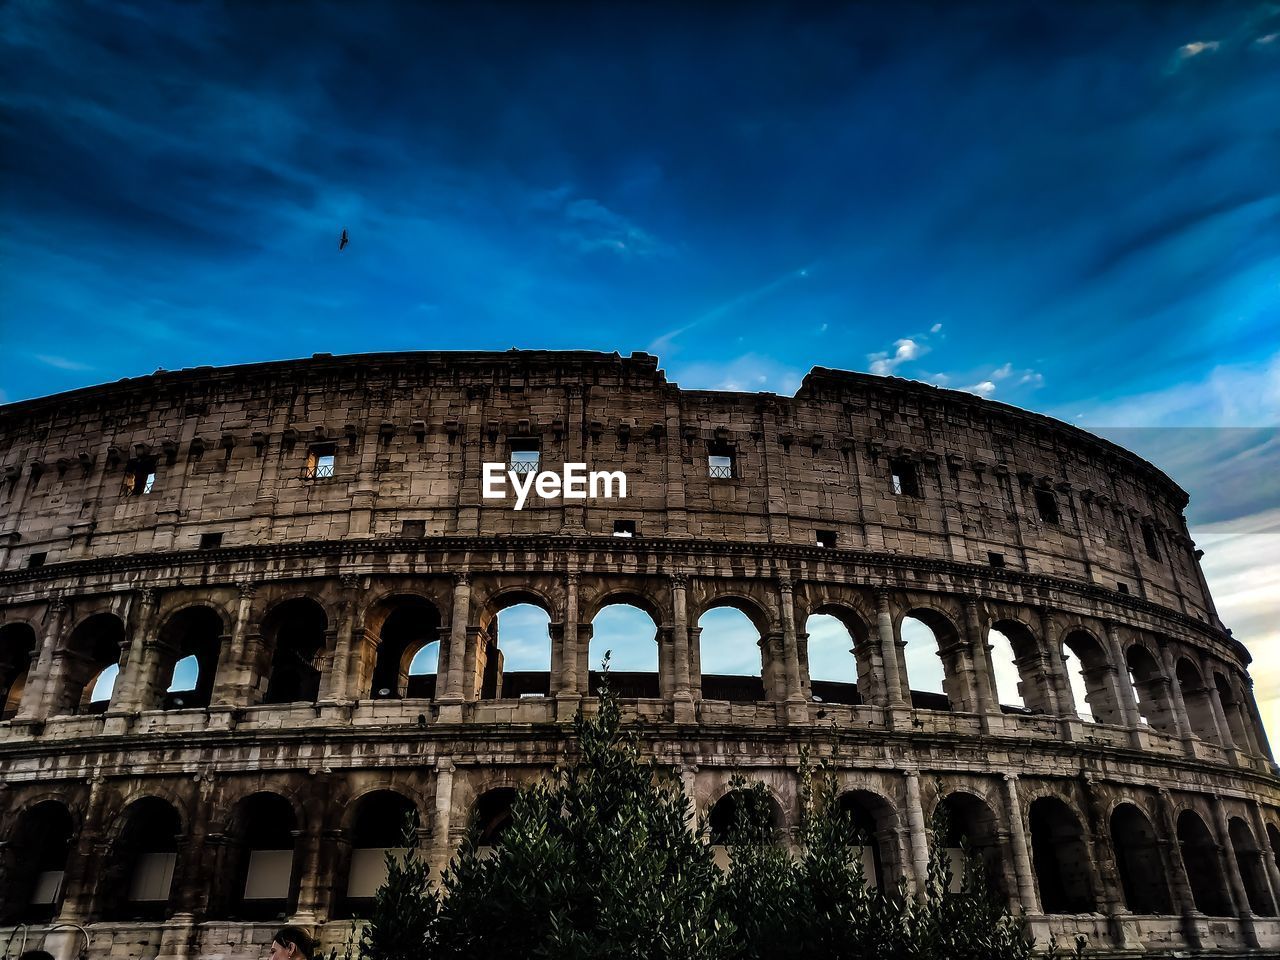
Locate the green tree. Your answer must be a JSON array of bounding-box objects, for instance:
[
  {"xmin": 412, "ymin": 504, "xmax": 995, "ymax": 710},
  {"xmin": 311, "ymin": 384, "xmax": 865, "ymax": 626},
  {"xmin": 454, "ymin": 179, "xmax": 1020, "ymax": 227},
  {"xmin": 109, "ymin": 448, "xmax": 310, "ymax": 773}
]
[{"xmin": 359, "ymin": 813, "xmax": 439, "ymax": 960}]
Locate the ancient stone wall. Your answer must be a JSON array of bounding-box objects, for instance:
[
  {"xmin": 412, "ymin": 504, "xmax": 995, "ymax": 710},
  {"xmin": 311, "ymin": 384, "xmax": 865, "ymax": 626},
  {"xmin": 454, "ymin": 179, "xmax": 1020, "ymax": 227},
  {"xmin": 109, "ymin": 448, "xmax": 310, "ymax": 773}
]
[{"xmin": 1, "ymin": 351, "xmax": 1277, "ymax": 959}]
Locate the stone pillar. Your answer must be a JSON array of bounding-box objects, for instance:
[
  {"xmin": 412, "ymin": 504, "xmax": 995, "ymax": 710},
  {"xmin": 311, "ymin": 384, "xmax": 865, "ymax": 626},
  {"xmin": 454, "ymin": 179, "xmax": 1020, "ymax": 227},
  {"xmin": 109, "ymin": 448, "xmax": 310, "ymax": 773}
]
[
  {"xmin": 292, "ymin": 778, "xmax": 332, "ymax": 924},
  {"xmin": 1001, "ymin": 775, "xmax": 1040, "ymax": 913},
  {"xmin": 1105, "ymin": 621, "xmax": 1143, "ymax": 745},
  {"xmin": 320, "ymin": 573, "xmax": 360, "ymax": 702},
  {"xmin": 1212, "ymin": 794, "xmax": 1260, "ymax": 947},
  {"xmin": 1155, "ymin": 789, "xmax": 1201, "ymax": 920},
  {"xmin": 670, "ymin": 574, "xmax": 695, "ymax": 722},
  {"xmin": 679, "ymin": 764, "xmax": 698, "ymax": 832},
  {"xmin": 1156, "ymin": 638, "xmax": 1195, "ymax": 753},
  {"xmin": 173, "ymin": 778, "xmax": 215, "ymax": 917},
  {"xmin": 431, "ymin": 760, "xmax": 456, "ymax": 880},
  {"xmin": 1249, "ymin": 801, "xmax": 1280, "ymax": 910},
  {"xmin": 1243, "ymin": 677, "xmax": 1275, "ymax": 763},
  {"xmin": 903, "ymin": 770, "xmax": 931, "ymax": 898},
  {"xmin": 876, "ymin": 590, "xmax": 906, "ymax": 708},
  {"xmin": 107, "ymin": 588, "xmax": 161, "ymax": 714},
  {"xmin": 213, "ymin": 583, "xmax": 257, "ymax": 706},
  {"xmin": 439, "ymin": 573, "xmax": 472, "ymax": 717},
  {"xmin": 1039, "ymin": 607, "xmax": 1075, "ymax": 718},
  {"xmin": 57, "ymin": 774, "xmax": 109, "ymax": 921},
  {"xmin": 778, "ymin": 578, "xmax": 807, "ymax": 722},
  {"xmin": 17, "ymin": 597, "xmax": 69, "ymax": 719},
  {"xmin": 556, "ymin": 573, "xmax": 581, "ymax": 717},
  {"xmin": 963, "ymin": 599, "xmax": 999, "ymax": 729},
  {"xmin": 1202, "ymin": 656, "xmax": 1239, "ymax": 755}
]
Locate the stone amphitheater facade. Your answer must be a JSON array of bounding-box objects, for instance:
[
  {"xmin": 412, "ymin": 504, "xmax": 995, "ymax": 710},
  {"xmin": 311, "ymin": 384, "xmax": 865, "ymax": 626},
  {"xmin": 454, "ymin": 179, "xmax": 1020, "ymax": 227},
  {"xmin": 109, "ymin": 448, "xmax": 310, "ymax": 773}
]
[{"xmin": 1, "ymin": 349, "xmax": 1278, "ymax": 960}]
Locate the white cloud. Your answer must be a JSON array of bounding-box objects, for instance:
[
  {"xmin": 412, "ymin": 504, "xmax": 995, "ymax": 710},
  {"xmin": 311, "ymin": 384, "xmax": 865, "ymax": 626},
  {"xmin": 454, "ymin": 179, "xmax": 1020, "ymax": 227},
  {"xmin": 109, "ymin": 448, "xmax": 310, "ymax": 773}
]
[
  {"xmin": 992, "ymin": 362, "xmax": 1014, "ymax": 380},
  {"xmin": 666, "ymin": 353, "xmax": 805, "ymax": 394},
  {"xmin": 930, "ymin": 322, "xmax": 943, "ymax": 333},
  {"xmin": 34, "ymin": 354, "xmax": 92, "ymax": 371},
  {"xmin": 1255, "ymin": 32, "xmax": 1278, "ymax": 45},
  {"xmin": 1019, "ymin": 371, "xmax": 1045, "ymax": 387},
  {"xmin": 818, "ymin": 322, "xmax": 829, "ymax": 333},
  {"xmin": 930, "ymin": 373, "xmax": 950, "ymax": 385},
  {"xmin": 963, "ymin": 380, "xmax": 997, "ymax": 397},
  {"xmin": 868, "ymin": 338, "xmax": 924, "ymax": 376},
  {"xmin": 560, "ymin": 197, "xmax": 668, "ymax": 259},
  {"xmin": 1177, "ymin": 40, "xmax": 1221, "ymax": 58}
]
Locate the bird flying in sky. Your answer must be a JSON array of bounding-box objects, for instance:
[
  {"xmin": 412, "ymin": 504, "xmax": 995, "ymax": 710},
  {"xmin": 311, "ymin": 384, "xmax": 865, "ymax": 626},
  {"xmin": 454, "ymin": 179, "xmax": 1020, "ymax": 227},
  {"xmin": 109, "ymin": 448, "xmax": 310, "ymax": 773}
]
[{"xmin": 339, "ymin": 228, "xmax": 349, "ymax": 251}]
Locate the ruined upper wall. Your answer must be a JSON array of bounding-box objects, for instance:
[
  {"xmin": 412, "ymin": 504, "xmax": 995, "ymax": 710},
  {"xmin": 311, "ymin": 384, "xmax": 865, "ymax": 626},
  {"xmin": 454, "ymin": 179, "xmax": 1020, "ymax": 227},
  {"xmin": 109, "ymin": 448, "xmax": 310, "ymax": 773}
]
[{"xmin": 0, "ymin": 349, "xmax": 1214, "ymax": 624}]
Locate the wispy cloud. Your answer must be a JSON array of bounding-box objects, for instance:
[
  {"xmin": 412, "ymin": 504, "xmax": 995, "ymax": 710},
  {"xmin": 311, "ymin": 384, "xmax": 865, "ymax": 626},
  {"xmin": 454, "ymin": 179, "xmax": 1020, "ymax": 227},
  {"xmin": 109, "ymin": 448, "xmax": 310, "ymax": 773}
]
[
  {"xmin": 648, "ymin": 266, "xmax": 813, "ymax": 356},
  {"xmin": 34, "ymin": 353, "xmax": 92, "ymax": 371},
  {"xmin": 551, "ymin": 195, "xmax": 670, "ymax": 259},
  {"xmin": 1177, "ymin": 40, "xmax": 1221, "ymax": 59},
  {"xmin": 868, "ymin": 337, "xmax": 924, "ymax": 376},
  {"xmin": 963, "ymin": 379, "xmax": 996, "ymax": 397},
  {"xmin": 665, "ymin": 352, "xmax": 805, "ymax": 394}
]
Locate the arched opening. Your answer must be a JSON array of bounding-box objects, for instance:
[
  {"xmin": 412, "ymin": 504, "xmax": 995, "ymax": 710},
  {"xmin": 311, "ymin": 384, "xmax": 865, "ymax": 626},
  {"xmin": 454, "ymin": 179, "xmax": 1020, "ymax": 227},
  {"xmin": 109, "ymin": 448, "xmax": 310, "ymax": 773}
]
[
  {"xmin": 1126, "ymin": 645, "xmax": 1177, "ymax": 735},
  {"xmin": 837, "ymin": 790, "xmax": 898, "ymax": 888},
  {"xmin": 223, "ymin": 793, "xmax": 298, "ymax": 921},
  {"xmin": 937, "ymin": 792, "xmax": 1008, "ymax": 900},
  {"xmin": 262, "ymin": 598, "xmax": 328, "ymax": 705},
  {"xmin": 1176, "ymin": 658, "xmax": 1220, "ymax": 743},
  {"xmin": 1061, "ymin": 630, "xmax": 1119, "ymax": 725},
  {"xmin": 1267, "ymin": 822, "xmax": 1280, "ymax": 873},
  {"xmin": 101, "ymin": 797, "xmax": 182, "ymax": 920},
  {"xmin": 589, "ymin": 601, "xmax": 659, "ymax": 698},
  {"xmin": 1028, "ymin": 797, "xmax": 1095, "ymax": 913},
  {"xmin": 1109, "ymin": 804, "xmax": 1171, "ymax": 914},
  {"xmin": 480, "ymin": 600, "xmax": 552, "ymax": 699},
  {"xmin": 1, "ymin": 623, "xmax": 37, "ymax": 720},
  {"xmin": 153, "ymin": 606, "xmax": 223, "ymax": 710},
  {"xmin": 698, "ymin": 603, "xmax": 768, "ymax": 703},
  {"xmin": 368, "ymin": 596, "xmax": 441, "ymax": 699},
  {"xmin": 1178, "ymin": 810, "xmax": 1232, "ymax": 917},
  {"xmin": 17, "ymin": 952, "xmax": 55, "ymax": 960},
  {"xmin": 805, "ymin": 610, "xmax": 864, "ymax": 706},
  {"xmin": 0, "ymin": 801, "xmax": 74, "ymax": 923},
  {"xmin": 708, "ymin": 787, "xmax": 785, "ymax": 870},
  {"xmin": 342, "ymin": 790, "xmax": 417, "ymax": 918},
  {"xmin": 989, "ymin": 619, "xmax": 1055, "ymax": 714},
  {"xmin": 1215, "ymin": 673, "xmax": 1256, "ymax": 754},
  {"xmin": 474, "ymin": 787, "xmax": 519, "ymax": 855},
  {"xmin": 901, "ymin": 610, "xmax": 957, "ymax": 711},
  {"xmin": 58, "ymin": 614, "xmax": 124, "ymax": 716},
  {"xmin": 1229, "ymin": 817, "xmax": 1276, "ymax": 916}
]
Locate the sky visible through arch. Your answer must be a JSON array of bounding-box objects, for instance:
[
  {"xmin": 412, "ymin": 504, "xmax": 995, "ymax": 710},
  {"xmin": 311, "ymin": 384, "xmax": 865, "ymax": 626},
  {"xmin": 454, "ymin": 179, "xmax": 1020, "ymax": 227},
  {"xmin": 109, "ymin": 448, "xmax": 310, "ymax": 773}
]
[{"xmin": 1, "ymin": 2, "xmax": 1276, "ymax": 732}]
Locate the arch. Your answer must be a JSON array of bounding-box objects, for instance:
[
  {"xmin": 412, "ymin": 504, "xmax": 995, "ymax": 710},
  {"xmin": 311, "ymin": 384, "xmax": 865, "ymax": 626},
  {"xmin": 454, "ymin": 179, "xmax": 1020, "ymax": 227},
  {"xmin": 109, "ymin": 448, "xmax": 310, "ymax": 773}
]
[
  {"xmin": 901, "ymin": 607, "xmax": 961, "ymax": 711},
  {"xmin": 219, "ymin": 792, "xmax": 299, "ymax": 921},
  {"xmin": 582, "ymin": 587, "xmax": 665, "ymax": 630},
  {"xmin": 152, "ymin": 605, "xmax": 224, "ymax": 710},
  {"xmin": 341, "ymin": 789, "xmax": 419, "ymax": 918},
  {"xmin": 989, "ymin": 618, "xmax": 1054, "ymax": 714},
  {"xmin": 1125, "ymin": 644, "xmax": 1177, "ymax": 735},
  {"xmin": 1028, "ymin": 796, "xmax": 1096, "ymax": 913},
  {"xmin": 99, "ymin": 796, "xmax": 183, "ymax": 921},
  {"xmin": 474, "ymin": 787, "xmax": 519, "ymax": 849},
  {"xmin": 1214, "ymin": 672, "xmax": 1256, "ymax": 754},
  {"xmin": 1177, "ymin": 810, "xmax": 1232, "ymax": 916},
  {"xmin": 708, "ymin": 786, "xmax": 786, "ymax": 864},
  {"xmin": 1229, "ymin": 816, "xmax": 1276, "ymax": 916},
  {"xmin": 1176, "ymin": 658, "xmax": 1220, "ymax": 743},
  {"xmin": 480, "ymin": 602, "xmax": 552, "ymax": 699},
  {"xmin": 0, "ymin": 621, "xmax": 37, "ymax": 720},
  {"xmin": 1109, "ymin": 803, "xmax": 1171, "ymax": 914},
  {"xmin": 478, "ymin": 585, "xmax": 557, "ymax": 630},
  {"xmin": 1061, "ymin": 629, "xmax": 1120, "ymax": 725},
  {"xmin": 805, "ymin": 611, "xmax": 862, "ymax": 706},
  {"xmin": 936, "ymin": 791, "xmax": 1009, "ymax": 901},
  {"xmin": 55, "ymin": 613, "xmax": 126, "ymax": 716},
  {"xmin": 0, "ymin": 799, "xmax": 74, "ymax": 923},
  {"xmin": 261, "ymin": 597, "xmax": 328, "ymax": 705},
  {"xmin": 836, "ymin": 789, "xmax": 900, "ymax": 888},
  {"xmin": 589, "ymin": 601, "xmax": 659, "ymax": 698},
  {"xmin": 698, "ymin": 603, "xmax": 769, "ymax": 703},
  {"xmin": 366, "ymin": 595, "xmax": 442, "ymax": 699}
]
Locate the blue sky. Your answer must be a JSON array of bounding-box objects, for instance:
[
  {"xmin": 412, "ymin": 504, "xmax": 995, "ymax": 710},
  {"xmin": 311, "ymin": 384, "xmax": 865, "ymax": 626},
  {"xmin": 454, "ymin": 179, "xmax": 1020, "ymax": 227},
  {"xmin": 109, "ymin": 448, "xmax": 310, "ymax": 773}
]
[{"xmin": 3, "ymin": 1, "xmax": 1277, "ymax": 728}]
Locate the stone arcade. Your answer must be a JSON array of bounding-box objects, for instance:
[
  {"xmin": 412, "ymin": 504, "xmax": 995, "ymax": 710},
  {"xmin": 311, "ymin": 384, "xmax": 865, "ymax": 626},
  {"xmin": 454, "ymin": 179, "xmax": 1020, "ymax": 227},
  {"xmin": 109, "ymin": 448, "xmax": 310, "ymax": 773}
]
[{"xmin": 0, "ymin": 350, "xmax": 1277, "ymax": 959}]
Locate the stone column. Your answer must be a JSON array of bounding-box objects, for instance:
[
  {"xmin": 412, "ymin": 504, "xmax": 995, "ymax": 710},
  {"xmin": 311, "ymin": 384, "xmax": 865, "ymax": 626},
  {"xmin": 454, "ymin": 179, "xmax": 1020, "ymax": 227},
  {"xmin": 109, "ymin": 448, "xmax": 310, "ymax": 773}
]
[
  {"xmin": 1001, "ymin": 775, "xmax": 1040, "ymax": 913},
  {"xmin": 670, "ymin": 574, "xmax": 695, "ymax": 722},
  {"xmin": 555, "ymin": 574, "xmax": 581, "ymax": 716},
  {"xmin": 1104, "ymin": 621, "xmax": 1143, "ymax": 745},
  {"xmin": 107, "ymin": 588, "xmax": 161, "ymax": 714},
  {"xmin": 438, "ymin": 574, "xmax": 471, "ymax": 720},
  {"xmin": 1155, "ymin": 789, "xmax": 1201, "ymax": 920},
  {"xmin": 292, "ymin": 777, "xmax": 332, "ymax": 924},
  {"xmin": 679, "ymin": 764, "xmax": 698, "ymax": 833},
  {"xmin": 1202, "ymin": 656, "xmax": 1239, "ymax": 755},
  {"xmin": 1243, "ymin": 678, "xmax": 1275, "ymax": 763},
  {"xmin": 213, "ymin": 583, "xmax": 257, "ymax": 706},
  {"xmin": 1249, "ymin": 801, "xmax": 1280, "ymax": 910},
  {"xmin": 17, "ymin": 597, "xmax": 69, "ymax": 719},
  {"xmin": 876, "ymin": 590, "xmax": 906, "ymax": 707},
  {"xmin": 963, "ymin": 599, "xmax": 999, "ymax": 730},
  {"xmin": 431, "ymin": 760, "xmax": 456, "ymax": 880},
  {"xmin": 903, "ymin": 770, "xmax": 931, "ymax": 898},
  {"xmin": 778, "ymin": 578, "xmax": 807, "ymax": 722},
  {"xmin": 1038, "ymin": 607, "xmax": 1075, "ymax": 718},
  {"xmin": 320, "ymin": 573, "xmax": 360, "ymax": 702},
  {"xmin": 1212, "ymin": 794, "xmax": 1260, "ymax": 946},
  {"xmin": 172, "ymin": 778, "xmax": 215, "ymax": 917},
  {"xmin": 56, "ymin": 774, "xmax": 109, "ymax": 921},
  {"xmin": 1156, "ymin": 638, "xmax": 1195, "ymax": 752}
]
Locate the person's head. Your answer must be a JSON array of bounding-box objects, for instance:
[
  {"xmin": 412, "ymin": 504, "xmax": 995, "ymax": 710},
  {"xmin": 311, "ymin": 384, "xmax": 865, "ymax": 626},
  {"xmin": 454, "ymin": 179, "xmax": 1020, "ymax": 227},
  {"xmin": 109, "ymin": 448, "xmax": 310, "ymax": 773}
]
[{"xmin": 269, "ymin": 927, "xmax": 316, "ymax": 960}]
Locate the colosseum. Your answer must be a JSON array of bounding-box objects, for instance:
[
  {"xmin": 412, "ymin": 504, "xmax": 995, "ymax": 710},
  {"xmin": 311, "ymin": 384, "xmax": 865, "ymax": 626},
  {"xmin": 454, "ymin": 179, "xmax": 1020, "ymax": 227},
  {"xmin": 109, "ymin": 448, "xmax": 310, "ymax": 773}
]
[{"xmin": 0, "ymin": 349, "xmax": 1277, "ymax": 959}]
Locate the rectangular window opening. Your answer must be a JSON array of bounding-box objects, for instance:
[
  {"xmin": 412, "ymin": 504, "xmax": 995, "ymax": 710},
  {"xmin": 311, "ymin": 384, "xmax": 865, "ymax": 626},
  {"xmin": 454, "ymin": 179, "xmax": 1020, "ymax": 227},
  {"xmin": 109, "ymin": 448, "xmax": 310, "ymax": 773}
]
[
  {"xmin": 1141, "ymin": 523, "xmax": 1160, "ymax": 560},
  {"xmin": 1117, "ymin": 581, "xmax": 1130, "ymax": 594},
  {"xmin": 508, "ymin": 439, "xmax": 540, "ymax": 475},
  {"xmin": 305, "ymin": 444, "xmax": 336, "ymax": 480},
  {"xmin": 613, "ymin": 519, "xmax": 637, "ymax": 538},
  {"xmin": 889, "ymin": 458, "xmax": 920, "ymax": 497},
  {"xmin": 402, "ymin": 519, "xmax": 427, "ymax": 539},
  {"xmin": 27, "ymin": 551, "xmax": 47, "ymax": 568},
  {"xmin": 198, "ymin": 533, "xmax": 223, "ymax": 550},
  {"xmin": 987, "ymin": 551, "xmax": 1005, "ymax": 568},
  {"xmin": 1034, "ymin": 488, "xmax": 1060, "ymax": 524},
  {"xmin": 708, "ymin": 442, "xmax": 736, "ymax": 480},
  {"xmin": 122, "ymin": 458, "xmax": 159, "ymax": 497},
  {"xmin": 815, "ymin": 529, "xmax": 837, "ymax": 548}
]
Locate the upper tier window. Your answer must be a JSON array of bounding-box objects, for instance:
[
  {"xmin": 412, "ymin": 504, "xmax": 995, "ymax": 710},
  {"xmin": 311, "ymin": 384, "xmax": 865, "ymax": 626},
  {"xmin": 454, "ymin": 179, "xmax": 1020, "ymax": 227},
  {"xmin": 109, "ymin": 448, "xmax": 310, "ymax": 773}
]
[
  {"xmin": 304, "ymin": 444, "xmax": 336, "ymax": 480},
  {"xmin": 889, "ymin": 459, "xmax": 920, "ymax": 498},
  {"xmin": 122, "ymin": 458, "xmax": 157, "ymax": 497},
  {"xmin": 1034, "ymin": 488, "xmax": 1059, "ymax": 524},
  {"xmin": 508, "ymin": 440, "xmax": 540, "ymax": 475}
]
